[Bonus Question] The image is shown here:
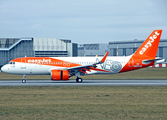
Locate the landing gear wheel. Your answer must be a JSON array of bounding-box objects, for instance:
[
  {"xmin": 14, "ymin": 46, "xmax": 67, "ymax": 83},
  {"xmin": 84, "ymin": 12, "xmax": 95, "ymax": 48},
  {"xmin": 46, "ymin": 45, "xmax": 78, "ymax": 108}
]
[
  {"xmin": 22, "ymin": 79, "xmax": 26, "ymax": 83},
  {"xmin": 22, "ymin": 75, "xmax": 26, "ymax": 83},
  {"xmin": 76, "ymin": 78, "xmax": 83, "ymax": 83}
]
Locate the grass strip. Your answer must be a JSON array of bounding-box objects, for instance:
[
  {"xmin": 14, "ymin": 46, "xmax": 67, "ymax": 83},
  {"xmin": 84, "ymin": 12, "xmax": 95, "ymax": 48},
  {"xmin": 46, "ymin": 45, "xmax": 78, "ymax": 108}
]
[{"xmin": 0, "ymin": 86, "xmax": 167, "ymax": 120}]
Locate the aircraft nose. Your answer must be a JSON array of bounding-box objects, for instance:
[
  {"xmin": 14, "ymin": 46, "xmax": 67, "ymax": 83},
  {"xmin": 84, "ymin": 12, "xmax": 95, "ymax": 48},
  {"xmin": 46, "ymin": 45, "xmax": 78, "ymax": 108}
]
[{"xmin": 1, "ymin": 65, "xmax": 8, "ymax": 73}]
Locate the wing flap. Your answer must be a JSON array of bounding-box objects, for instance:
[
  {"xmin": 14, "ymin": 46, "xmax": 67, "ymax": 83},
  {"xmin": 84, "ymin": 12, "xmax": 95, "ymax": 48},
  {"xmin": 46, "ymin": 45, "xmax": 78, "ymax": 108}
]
[{"xmin": 66, "ymin": 51, "xmax": 110, "ymax": 75}]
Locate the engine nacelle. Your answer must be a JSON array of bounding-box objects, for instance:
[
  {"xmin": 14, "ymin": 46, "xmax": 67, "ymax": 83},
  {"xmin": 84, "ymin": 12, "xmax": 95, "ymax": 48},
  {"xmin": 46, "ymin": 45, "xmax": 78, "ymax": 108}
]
[{"xmin": 51, "ymin": 70, "xmax": 69, "ymax": 80}]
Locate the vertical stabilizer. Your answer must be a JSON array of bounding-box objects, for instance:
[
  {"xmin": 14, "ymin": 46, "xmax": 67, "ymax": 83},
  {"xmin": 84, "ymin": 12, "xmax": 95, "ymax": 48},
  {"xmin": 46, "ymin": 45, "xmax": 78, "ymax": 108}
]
[{"xmin": 133, "ymin": 30, "xmax": 162, "ymax": 59}]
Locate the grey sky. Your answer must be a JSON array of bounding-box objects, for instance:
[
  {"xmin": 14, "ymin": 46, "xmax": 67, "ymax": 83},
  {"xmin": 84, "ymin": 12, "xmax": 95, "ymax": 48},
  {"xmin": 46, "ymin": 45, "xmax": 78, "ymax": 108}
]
[{"xmin": 0, "ymin": 0, "xmax": 167, "ymax": 44}]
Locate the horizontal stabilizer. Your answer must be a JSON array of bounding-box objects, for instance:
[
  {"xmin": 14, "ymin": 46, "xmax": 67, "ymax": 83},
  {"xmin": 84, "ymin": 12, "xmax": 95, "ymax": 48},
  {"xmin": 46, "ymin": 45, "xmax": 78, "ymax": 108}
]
[{"xmin": 142, "ymin": 57, "xmax": 166, "ymax": 64}]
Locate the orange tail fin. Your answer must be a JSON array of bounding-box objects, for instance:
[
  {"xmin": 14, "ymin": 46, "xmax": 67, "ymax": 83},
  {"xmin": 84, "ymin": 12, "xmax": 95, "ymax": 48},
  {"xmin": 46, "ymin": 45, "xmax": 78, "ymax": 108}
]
[{"xmin": 133, "ymin": 30, "xmax": 162, "ymax": 59}]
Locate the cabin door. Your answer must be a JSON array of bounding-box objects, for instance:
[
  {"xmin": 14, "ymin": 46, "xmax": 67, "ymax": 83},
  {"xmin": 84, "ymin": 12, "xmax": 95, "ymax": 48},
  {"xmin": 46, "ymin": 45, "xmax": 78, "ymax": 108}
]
[
  {"xmin": 21, "ymin": 59, "xmax": 26, "ymax": 69},
  {"xmin": 128, "ymin": 58, "xmax": 134, "ymax": 67}
]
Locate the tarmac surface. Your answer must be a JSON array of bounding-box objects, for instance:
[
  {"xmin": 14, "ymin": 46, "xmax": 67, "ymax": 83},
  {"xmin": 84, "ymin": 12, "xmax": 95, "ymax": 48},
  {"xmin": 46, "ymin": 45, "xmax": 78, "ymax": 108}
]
[{"xmin": 1, "ymin": 80, "xmax": 167, "ymax": 86}]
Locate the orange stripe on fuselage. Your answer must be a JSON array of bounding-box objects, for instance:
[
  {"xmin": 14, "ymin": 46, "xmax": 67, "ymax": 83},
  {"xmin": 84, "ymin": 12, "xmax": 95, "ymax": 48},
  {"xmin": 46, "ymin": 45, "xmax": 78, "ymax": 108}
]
[{"xmin": 11, "ymin": 57, "xmax": 81, "ymax": 68}]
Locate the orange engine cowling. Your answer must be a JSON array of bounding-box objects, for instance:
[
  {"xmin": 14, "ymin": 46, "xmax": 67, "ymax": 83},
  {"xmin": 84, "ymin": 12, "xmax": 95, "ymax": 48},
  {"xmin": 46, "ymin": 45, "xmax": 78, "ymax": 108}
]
[{"xmin": 51, "ymin": 70, "xmax": 69, "ymax": 80}]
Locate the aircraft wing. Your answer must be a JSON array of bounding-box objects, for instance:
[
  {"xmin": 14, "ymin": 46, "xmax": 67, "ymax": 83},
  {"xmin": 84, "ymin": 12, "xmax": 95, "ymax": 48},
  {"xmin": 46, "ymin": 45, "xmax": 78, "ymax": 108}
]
[{"xmin": 66, "ymin": 51, "xmax": 111, "ymax": 74}]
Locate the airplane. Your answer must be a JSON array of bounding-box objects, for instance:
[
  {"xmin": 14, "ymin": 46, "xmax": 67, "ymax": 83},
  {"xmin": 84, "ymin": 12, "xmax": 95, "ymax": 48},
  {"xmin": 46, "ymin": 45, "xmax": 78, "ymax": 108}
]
[{"xmin": 1, "ymin": 30, "xmax": 165, "ymax": 83}]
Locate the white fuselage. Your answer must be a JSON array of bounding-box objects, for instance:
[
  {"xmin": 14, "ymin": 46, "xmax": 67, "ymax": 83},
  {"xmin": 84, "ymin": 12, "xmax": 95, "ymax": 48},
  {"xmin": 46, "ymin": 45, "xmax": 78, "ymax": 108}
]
[{"xmin": 1, "ymin": 56, "xmax": 131, "ymax": 75}]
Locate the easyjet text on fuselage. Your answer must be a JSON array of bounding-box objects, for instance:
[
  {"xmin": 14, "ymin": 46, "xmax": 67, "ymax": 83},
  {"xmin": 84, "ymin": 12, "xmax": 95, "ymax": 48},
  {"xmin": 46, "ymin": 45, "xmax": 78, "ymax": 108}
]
[{"xmin": 28, "ymin": 59, "xmax": 51, "ymax": 63}]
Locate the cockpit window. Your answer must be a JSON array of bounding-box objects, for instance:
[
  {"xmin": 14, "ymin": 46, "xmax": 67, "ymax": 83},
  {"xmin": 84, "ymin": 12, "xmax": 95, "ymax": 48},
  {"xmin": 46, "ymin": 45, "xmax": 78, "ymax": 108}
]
[{"xmin": 9, "ymin": 62, "xmax": 15, "ymax": 65}]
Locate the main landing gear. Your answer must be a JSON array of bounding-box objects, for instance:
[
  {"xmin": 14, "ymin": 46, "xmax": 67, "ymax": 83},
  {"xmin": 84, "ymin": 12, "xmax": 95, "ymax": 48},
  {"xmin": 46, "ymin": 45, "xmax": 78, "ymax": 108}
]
[
  {"xmin": 76, "ymin": 77, "xmax": 83, "ymax": 83},
  {"xmin": 22, "ymin": 75, "xmax": 26, "ymax": 83},
  {"xmin": 75, "ymin": 72, "xmax": 83, "ymax": 83}
]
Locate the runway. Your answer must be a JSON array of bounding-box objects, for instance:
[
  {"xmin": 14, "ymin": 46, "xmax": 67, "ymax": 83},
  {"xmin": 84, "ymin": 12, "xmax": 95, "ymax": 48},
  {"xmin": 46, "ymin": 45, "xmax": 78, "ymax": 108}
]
[{"xmin": 0, "ymin": 80, "xmax": 167, "ymax": 86}]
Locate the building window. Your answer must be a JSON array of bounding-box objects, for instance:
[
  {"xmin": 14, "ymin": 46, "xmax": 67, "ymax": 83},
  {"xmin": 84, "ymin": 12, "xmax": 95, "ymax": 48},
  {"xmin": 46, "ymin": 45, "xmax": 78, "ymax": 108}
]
[
  {"xmin": 113, "ymin": 49, "xmax": 116, "ymax": 56},
  {"xmin": 133, "ymin": 48, "xmax": 136, "ymax": 53},
  {"xmin": 123, "ymin": 48, "xmax": 126, "ymax": 56},
  {"xmin": 159, "ymin": 47, "xmax": 163, "ymax": 57},
  {"xmin": 35, "ymin": 51, "xmax": 68, "ymax": 57}
]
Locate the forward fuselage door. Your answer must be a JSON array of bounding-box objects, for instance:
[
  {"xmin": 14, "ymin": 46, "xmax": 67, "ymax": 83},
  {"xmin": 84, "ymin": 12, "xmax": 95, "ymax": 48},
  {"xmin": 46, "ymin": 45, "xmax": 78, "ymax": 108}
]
[{"xmin": 21, "ymin": 59, "xmax": 26, "ymax": 69}]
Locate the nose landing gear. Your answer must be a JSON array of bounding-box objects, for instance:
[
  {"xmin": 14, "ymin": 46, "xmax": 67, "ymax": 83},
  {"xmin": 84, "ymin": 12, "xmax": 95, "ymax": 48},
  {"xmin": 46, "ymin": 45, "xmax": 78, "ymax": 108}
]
[{"xmin": 22, "ymin": 75, "xmax": 26, "ymax": 83}]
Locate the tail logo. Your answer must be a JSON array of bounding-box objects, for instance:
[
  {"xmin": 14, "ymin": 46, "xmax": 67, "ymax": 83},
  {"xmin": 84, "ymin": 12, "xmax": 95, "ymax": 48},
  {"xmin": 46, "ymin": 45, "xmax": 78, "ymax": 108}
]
[{"xmin": 139, "ymin": 31, "xmax": 160, "ymax": 55}]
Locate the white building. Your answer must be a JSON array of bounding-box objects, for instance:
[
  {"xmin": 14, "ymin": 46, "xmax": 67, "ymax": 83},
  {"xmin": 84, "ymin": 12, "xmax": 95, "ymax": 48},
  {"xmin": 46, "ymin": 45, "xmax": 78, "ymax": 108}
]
[{"xmin": 33, "ymin": 38, "xmax": 77, "ymax": 57}]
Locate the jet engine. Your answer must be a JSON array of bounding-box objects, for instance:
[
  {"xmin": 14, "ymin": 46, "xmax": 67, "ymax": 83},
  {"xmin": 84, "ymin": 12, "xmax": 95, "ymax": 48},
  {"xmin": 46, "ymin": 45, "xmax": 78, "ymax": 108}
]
[{"xmin": 51, "ymin": 70, "xmax": 69, "ymax": 80}]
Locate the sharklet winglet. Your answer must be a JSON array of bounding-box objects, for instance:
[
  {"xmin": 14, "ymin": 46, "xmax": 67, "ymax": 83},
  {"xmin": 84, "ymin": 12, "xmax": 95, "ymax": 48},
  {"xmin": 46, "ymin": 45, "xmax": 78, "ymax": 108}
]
[{"xmin": 97, "ymin": 51, "xmax": 109, "ymax": 64}]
